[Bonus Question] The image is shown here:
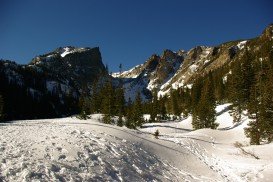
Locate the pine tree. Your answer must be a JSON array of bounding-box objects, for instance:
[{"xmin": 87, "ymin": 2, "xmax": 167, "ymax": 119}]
[
  {"xmin": 0, "ymin": 94, "xmax": 3, "ymax": 121},
  {"xmin": 180, "ymin": 87, "xmax": 191, "ymax": 117},
  {"xmin": 191, "ymin": 77, "xmax": 203, "ymax": 127},
  {"xmin": 119, "ymin": 63, "xmax": 123, "ymax": 74},
  {"xmin": 262, "ymin": 78, "xmax": 273, "ymax": 143},
  {"xmin": 131, "ymin": 92, "xmax": 144, "ymax": 128},
  {"xmin": 214, "ymin": 75, "xmax": 226, "ymax": 103},
  {"xmin": 149, "ymin": 89, "xmax": 159, "ymax": 122},
  {"xmin": 158, "ymin": 96, "xmax": 167, "ymax": 120},
  {"xmin": 192, "ymin": 73, "xmax": 218, "ymax": 129},
  {"xmin": 170, "ymin": 88, "xmax": 180, "ymax": 118},
  {"xmin": 102, "ymin": 79, "xmax": 114, "ymax": 124},
  {"xmin": 125, "ymin": 97, "xmax": 133, "ymax": 128},
  {"xmin": 228, "ymin": 50, "xmax": 255, "ymax": 123},
  {"xmin": 245, "ymin": 53, "xmax": 273, "ymax": 144},
  {"xmin": 90, "ymin": 79, "xmax": 101, "ymax": 113},
  {"xmin": 116, "ymin": 87, "xmax": 125, "ymax": 127}
]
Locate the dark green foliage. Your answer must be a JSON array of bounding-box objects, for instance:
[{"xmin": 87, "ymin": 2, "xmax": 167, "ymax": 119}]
[
  {"xmin": 149, "ymin": 89, "xmax": 159, "ymax": 122},
  {"xmin": 78, "ymin": 95, "xmax": 91, "ymax": 115},
  {"xmin": 169, "ymin": 88, "xmax": 180, "ymax": 117},
  {"xmin": 0, "ymin": 61, "xmax": 80, "ymax": 121},
  {"xmin": 116, "ymin": 87, "xmax": 125, "ymax": 127},
  {"xmin": 192, "ymin": 73, "xmax": 218, "ymax": 129},
  {"xmin": 158, "ymin": 96, "xmax": 167, "ymax": 120},
  {"xmin": 228, "ymin": 50, "xmax": 255, "ymax": 123},
  {"xmin": 245, "ymin": 44, "xmax": 273, "ymax": 144},
  {"xmin": 125, "ymin": 97, "xmax": 134, "ymax": 128},
  {"xmin": 124, "ymin": 93, "xmax": 144, "ymax": 129},
  {"xmin": 90, "ymin": 79, "xmax": 102, "ymax": 113},
  {"xmin": 0, "ymin": 94, "xmax": 3, "ymax": 121},
  {"xmin": 102, "ymin": 113, "xmax": 112, "ymax": 124},
  {"xmin": 179, "ymin": 87, "xmax": 192, "ymax": 118},
  {"xmin": 101, "ymin": 79, "xmax": 115, "ymax": 124},
  {"xmin": 154, "ymin": 129, "xmax": 159, "ymax": 139},
  {"xmin": 77, "ymin": 110, "xmax": 89, "ymax": 120},
  {"xmin": 132, "ymin": 92, "xmax": 144, "ymax": 128}
]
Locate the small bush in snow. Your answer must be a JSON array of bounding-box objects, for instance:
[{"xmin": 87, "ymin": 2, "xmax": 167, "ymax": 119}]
[
  {"xmin": 77, "ymin": 111, "xmax": 89, "ymax": 120},
  {"xmin": 154, "ymin": 129, "xmax": 159, "ymax": 139}
]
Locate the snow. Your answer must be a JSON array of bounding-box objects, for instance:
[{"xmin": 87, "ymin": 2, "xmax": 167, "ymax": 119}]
[
  {"xmin": 46, "ymin": 55, "xmax": 53, "ymax": 58},
  {"xmin": 0, "ymin": 118, "xmax": 219, "ymax": 181},
  {"xmin": 1, "ymin": 104, "xmax": 273, "ymax": 181},
  {"xmin": 60, "ymin": 47, "xmax": 72, "ymax": 57},
  {"xmin": 112, "ymin": 64, "xmax": 143, "ymax": 79},
  {"xmin": 185, "ymin": 84, "xmax": 193, "ymax": 89},
  {"xmin": 141, "ymin": 104, "xmax": 273, "ymax": 181},
  {"xmin": 237, "ymin": 41, "xmax": 247, "ymax": 50},
  {"xmin": 59, "ymin": 47, "xmax": 89, "ymax": 58},
  {"xmin": 223, "ymin": 75, "xmax": 228, "ymax": 83},
  {"xmin": 204, "ymin": 59, "xmax": 210, "ymax": 64},
  {"xmin": 189, "ymin": 64, "xmax": 198, "ymax": 72}
]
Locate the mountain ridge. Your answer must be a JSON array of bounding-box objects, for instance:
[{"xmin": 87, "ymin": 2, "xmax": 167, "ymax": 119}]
[
  {"xmin": 0, "ymin": 47, "xmax": 108, "ymax": 120},
  {"xmin": 0, "ymin": 24, "xmax": 272, "ymax": 121},
  {"xmin": 114, "ymin": 24, "xmax": 272, "ymax": 98}
]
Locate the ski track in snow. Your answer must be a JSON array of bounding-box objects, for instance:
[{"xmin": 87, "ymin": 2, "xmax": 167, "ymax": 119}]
[
  {"xmin": 2, "ymin": 104, "xmax": 271, "ymax": 181},
  {"xmin": 160, "ymin": 135, "xmax": 238, "ymax": 182},
  {"xmin": 0, "ymin": 120, "xmax": 195, "ymax": 182},
  {"xmin": 160, "ymin": 134, "xmax": 267, "ymax": 182}
]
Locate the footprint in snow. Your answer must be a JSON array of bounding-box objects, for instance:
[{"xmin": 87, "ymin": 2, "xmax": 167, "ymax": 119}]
[
  {"xmin": 58, "ymin": 154, "xmax": 66, "ymax": 160},
  {"xmin": 0, "ymin": 146, "xmax": 5, "ymax": 152},
  {"xmin": 56, "ymin": 147, "xmax": 62, "ymax": 152}
]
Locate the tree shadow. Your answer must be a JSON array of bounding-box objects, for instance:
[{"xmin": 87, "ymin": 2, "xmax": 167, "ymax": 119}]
[
  {"xmin": 141, "ymin": 124, "xmax": 192, "ymax": 132},
  {"xmin": 63, "ymin": 122, "xmax": 190, "ymax": 155}
]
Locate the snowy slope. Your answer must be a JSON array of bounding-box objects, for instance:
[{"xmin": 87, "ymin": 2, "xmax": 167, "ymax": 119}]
[
  {"xmin": 112, "ymin": 50, "xmax": 183, "ymax": 100},
  {"xmin": 141, "ymin": 104, "xmax": 273, "ymax": 181},
  {"xmin": 0, "ymin": 117, "xmax": 221, "ymax": 181},
  {"xmin": 1, "ymin": 104, "xmax": 273, "ymax": 181}
]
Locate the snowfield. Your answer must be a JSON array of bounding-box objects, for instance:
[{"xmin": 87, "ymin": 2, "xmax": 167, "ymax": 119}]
[{"xmin": 0, "ymin": 104, "xmax": 273, "ymax": 181}]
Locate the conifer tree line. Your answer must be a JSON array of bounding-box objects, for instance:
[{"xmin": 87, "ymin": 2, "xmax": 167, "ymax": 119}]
[
  {"xmin": 156, "ymin": 41, "xmax": 273, "ymax": 145},
  {"xmin": 79, "ymin": 41, "xmax": 273, "ymax": 145},
  {"xmin": 78, "ymin": 76, "xmax": 145, "ymax": 129},
  {"xmin": 0, "ymin": 94, "xmax": 4, "ymax": 121}
]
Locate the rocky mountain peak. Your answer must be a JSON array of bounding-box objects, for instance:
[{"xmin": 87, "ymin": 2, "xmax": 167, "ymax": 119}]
[
  {"xmin": 261, "ymin": 24, "xmax": 273, "ymax": 40},
  {"xmin": 187, "ymin": 46, "xmax": 207, "ymax": 60},
  {"xmin": 162, "ymin": 49, "xmax": 176, "ymax": 59},
  {"xmin": 144, "ymin": 54, "xmax": 160, "ymax": 71}
]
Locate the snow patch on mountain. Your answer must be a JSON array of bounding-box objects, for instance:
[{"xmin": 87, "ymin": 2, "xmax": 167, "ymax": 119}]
[
  {"xmin": 112, "ymin": 64, "xmax": 144, "ymax": 79},
  {"xmin": 60, "ymin": 47, "xmax": 73, "ymax": 57},
  {"xmin": 237, "ymin": 41, "xmax": 247, "ymax": 50},
  {"xmin": 204, "ymin": 59, "xmax": 210, "ymax": 64},
  {"xmin": 189, "ymin": 64, "xmax": 198, "ymax": 72}
]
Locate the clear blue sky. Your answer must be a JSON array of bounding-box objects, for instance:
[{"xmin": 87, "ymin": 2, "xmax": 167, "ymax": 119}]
[{"xmin": 1, "ymin": 0, "xmax": 272, "ymax": 72}]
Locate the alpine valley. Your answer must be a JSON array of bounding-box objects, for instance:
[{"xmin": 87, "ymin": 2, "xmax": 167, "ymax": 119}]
[{"xmin": 1, "ymin": 24, "xmax": 273, "ymax": 182}]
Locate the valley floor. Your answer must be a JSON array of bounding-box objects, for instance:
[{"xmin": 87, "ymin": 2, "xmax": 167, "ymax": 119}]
[{"xmin": 0, "ymin": 105, "xmax": 273, "ymax": 181}]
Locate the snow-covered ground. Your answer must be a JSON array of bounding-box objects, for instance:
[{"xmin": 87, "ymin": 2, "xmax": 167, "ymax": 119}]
[
  {"xmin": 141, "ymin": 104, "xmax": 273, "ymax": 181},
  {"xmin": 0, "ymin": 104, "xmax": 273, "ymax": 181}
]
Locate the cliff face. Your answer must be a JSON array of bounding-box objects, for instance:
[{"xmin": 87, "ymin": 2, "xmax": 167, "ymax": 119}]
[
  {"xmin": 115, "ymin": 24, "xmax": 273, "ymax": 98},
  {"xmin": 0, "ymin": 47, "xmax": 107, "ymax": 120}
]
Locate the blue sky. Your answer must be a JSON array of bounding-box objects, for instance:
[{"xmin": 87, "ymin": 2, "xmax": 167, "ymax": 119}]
[{"xmin": 1, "ymin": 0, "xmax": 272, "ymax": 72}]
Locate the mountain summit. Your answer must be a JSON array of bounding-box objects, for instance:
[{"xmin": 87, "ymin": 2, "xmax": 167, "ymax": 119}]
[
  {"xmin": 0, "ymin": 46, "xmax": 107, "ymax": 120},
  {"xmin": 114, "ymin": 24, "xmax": 273, "ymax": 98}
]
